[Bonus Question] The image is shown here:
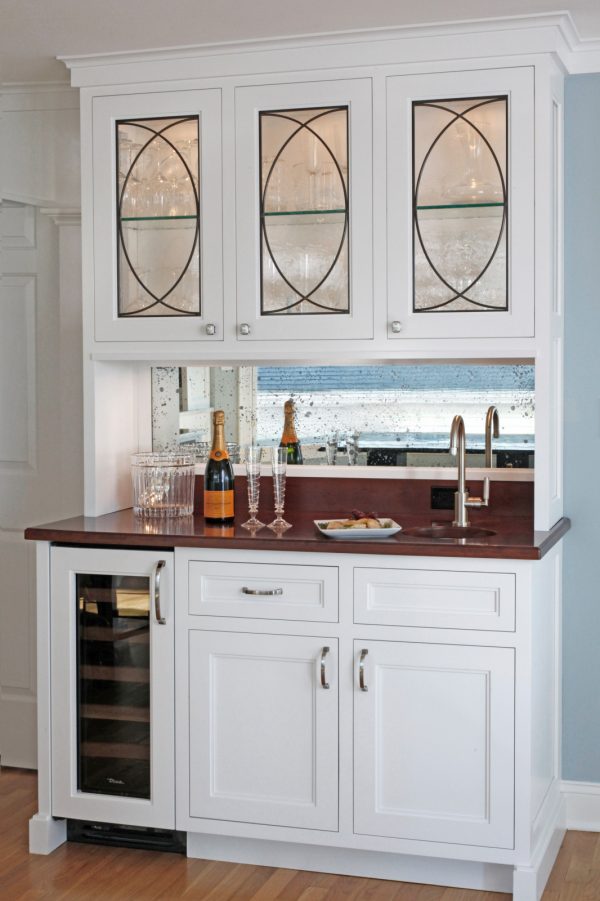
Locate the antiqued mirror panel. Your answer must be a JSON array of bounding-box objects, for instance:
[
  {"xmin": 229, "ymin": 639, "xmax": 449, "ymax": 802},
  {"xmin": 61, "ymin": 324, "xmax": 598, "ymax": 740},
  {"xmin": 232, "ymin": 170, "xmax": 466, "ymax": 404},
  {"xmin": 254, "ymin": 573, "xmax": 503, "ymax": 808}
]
[
  {"xmin": 413, "ymin": 96, "xmax": 507, "ymax": 313},
  {"xmin": 152, "ymin": 364, "xmax": 534, "ymax": 469},
  {"xmin": 116, "ymin": 116, "xmax": 200, "ymax": 317},
  {"xmin": 260, "ymin": 106, "xmax": 349, "ymax": 315}
]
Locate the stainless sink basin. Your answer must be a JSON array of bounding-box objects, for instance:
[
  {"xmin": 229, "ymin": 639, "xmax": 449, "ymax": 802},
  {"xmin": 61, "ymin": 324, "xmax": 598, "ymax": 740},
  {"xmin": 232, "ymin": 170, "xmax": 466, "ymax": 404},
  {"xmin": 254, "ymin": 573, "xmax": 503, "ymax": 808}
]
[{"xmin": 402, "ymin": 525, "xmax": 496, "ymax": 540}]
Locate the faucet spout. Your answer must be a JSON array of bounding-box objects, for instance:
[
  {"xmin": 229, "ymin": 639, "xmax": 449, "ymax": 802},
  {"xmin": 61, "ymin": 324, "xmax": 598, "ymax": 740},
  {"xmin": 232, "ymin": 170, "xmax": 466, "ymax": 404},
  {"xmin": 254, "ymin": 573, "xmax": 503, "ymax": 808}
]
[
  {"xmin": 448, "ymin": 414, "xmax": 491, "ymax": 528},
  {"xmin": 485, "ymin": 406, "xmax": 500, "ymax": 468},
  {"xmin": 449, "ymin": 415, "xmax": 466, "ymax": 500}
]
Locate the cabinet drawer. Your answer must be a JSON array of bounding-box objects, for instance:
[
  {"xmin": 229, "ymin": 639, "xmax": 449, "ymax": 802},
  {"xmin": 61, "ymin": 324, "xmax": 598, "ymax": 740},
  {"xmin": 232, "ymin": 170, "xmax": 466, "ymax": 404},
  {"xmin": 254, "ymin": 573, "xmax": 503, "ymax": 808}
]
[
  {"xmin": 354, "ymin": 567, "xmax": 515, "ymax": 631},
  {"xmin": 188, "ymin": 560, "xmax": 339, "ymax": 622}
]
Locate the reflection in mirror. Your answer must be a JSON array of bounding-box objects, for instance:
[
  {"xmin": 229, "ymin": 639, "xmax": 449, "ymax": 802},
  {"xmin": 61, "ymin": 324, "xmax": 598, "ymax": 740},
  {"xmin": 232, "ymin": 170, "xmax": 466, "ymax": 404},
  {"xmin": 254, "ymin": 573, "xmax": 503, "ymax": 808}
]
[{"xmin": 152, "ymin": 364, "xmax": 534, "ymax": 468}]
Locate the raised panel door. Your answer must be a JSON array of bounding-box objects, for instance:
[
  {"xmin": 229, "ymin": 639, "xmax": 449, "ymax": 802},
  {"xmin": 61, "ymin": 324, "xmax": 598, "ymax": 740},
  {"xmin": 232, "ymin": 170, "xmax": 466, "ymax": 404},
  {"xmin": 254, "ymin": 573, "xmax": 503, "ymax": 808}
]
[
  {"xmin": 189, "ymin": 630, "xmax": 338, "ymax": 830},
  {"xmin": 354, "ymin": 640, "xmax": 514, "ymax": 848}
]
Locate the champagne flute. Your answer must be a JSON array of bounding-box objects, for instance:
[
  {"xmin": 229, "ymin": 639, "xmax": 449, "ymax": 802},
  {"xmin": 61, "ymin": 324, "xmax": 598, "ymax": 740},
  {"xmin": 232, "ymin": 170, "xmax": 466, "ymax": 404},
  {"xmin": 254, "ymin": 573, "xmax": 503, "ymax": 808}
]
[
  {"xmin": 267, "ymin": 447, "xmax": 292, "ymax": 531},
  {"xmin": 242, "ymin": 445, "xmax": 264, "ymax": 530}
]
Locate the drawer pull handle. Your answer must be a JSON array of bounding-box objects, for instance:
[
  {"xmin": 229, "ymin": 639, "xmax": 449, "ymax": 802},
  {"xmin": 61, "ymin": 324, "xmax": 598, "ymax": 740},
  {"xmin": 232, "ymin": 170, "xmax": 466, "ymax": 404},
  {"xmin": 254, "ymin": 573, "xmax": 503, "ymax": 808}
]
[
  {"xmin": 320, "ymin": 647, "xmax": 330, "ymax": 690},
  {"xmin": 359, "ymin": 648, "xmax": 369, "ymax": 692},
  {"xmin": 241, "ymin": 586, "xmax": 283, "ymax": 596},
  {"xmin": 154, "ymin": 560, "xmax": 167, "ymax": 625}
]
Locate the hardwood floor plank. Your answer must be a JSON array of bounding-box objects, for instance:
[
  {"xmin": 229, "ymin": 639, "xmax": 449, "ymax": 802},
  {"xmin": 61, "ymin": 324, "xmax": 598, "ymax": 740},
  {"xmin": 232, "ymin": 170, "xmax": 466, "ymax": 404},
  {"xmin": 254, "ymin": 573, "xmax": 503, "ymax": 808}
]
[
  {"xmin": 353, "ymin": 878, "xmax": 409, "ymax": 900},
  {"xmin": 250, "ymin": 867, "xmax": 300, "ymax": 899},
  {"xmin": 298, "ymin": 888, "xmax": 330, "ymax": 901}
]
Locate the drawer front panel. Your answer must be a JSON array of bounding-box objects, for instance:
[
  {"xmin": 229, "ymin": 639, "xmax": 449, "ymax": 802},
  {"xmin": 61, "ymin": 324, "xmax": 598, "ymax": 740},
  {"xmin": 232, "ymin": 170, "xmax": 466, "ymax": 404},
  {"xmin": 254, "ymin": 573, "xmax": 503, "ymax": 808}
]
[
  {"xmin": 354, "ymin": 567, "xmax": 515, "ymax": 631},
  {"xmin": 188, "ymin": 560, "xmax": 339, "ymax": 621}
]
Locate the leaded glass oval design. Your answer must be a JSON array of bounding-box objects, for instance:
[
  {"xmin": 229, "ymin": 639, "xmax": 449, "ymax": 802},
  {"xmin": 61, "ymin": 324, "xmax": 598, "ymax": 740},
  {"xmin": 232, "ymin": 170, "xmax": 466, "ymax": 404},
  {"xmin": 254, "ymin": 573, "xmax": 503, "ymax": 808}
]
[
  {"xmin": 259, "ymin": 106, "xmax": 349, "ymax": 315},
  {"xmin": 413, "ymin": 97, "xmax": 508, "ymax": 313},
  {"xmin": 116, "ymin": 116, "xmax": 200, "ymax": 317}
]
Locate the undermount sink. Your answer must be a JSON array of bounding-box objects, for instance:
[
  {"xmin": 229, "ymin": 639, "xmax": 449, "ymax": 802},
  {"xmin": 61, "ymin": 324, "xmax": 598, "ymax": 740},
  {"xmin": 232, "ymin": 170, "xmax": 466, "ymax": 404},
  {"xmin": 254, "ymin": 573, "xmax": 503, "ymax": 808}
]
[{"xmin": 402, "ymin": 525, "xmax": 496, "ymax": 540}]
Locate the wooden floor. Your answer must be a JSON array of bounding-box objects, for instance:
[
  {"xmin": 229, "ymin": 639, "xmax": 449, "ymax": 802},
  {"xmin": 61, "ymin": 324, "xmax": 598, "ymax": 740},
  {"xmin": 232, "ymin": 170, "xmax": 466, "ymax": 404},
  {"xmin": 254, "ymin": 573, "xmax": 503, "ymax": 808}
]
[{"xmin": 1, "ymin": 768, "xmax": 598, "ymax": 900}]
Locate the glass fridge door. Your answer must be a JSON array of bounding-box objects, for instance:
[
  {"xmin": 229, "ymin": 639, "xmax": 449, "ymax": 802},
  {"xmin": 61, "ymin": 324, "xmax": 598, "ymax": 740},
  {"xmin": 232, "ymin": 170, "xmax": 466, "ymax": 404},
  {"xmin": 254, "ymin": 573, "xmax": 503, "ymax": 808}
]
[{"xmin": 76, "ymin": 573, "xmax": 151, "ymax": 799}]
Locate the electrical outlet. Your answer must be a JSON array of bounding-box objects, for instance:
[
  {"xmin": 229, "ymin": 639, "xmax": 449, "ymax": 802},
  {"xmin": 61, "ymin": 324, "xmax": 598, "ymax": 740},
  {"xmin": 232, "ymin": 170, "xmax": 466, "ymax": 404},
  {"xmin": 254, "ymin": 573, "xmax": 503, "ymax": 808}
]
[{"xmin": 431, "ymin": 486, "xmax": 455, "ymax": 510}]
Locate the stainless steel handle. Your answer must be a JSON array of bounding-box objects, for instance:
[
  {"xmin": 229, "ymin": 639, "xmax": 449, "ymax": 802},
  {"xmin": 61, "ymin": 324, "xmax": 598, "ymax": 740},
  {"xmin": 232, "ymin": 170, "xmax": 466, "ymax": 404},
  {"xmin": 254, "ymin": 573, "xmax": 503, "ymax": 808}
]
[
  {"xmin": 359, "ymin": 648, "xmax": 369, "ymax": 691},
  {"xmin": 320, "ymin": 647, "xmax": 330, "ymax": 690},
  {"xmin": 241, "ymin": 586, "xmax": 283, "ymax": 596},
  {"xmin": 154, "ymin": 560, "xmax": 166, "ymax": 625},
  {"xmin": 239, "ymin": 323, "xmax": 251, "ymax": 336},
  {"xmin": 391, "ymin": 320, "xmax": 402, "ymax": 334},
  {"xmin": 205, "ymin": 322, "xmax": 216, "ymax": 336}
]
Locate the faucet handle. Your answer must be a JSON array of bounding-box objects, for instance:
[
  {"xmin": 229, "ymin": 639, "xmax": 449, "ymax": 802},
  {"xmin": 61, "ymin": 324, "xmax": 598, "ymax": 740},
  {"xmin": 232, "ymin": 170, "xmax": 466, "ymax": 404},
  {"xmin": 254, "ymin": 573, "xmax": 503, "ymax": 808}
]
[
  {"xmin": 482, "ymin": 476, "xmax": 490, "ymax": 504},
  {"xmin": 465, "ymin": 477, "xmax": 491, "ymax": 510}
]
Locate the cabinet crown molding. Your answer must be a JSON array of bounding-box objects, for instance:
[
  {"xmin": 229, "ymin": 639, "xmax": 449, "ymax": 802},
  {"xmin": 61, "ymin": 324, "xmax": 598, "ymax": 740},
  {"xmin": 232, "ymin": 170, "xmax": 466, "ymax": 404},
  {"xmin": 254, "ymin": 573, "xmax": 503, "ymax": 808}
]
[{"xmin": 59, "ymin": 12, "xmax": 600, "ymax": 86}]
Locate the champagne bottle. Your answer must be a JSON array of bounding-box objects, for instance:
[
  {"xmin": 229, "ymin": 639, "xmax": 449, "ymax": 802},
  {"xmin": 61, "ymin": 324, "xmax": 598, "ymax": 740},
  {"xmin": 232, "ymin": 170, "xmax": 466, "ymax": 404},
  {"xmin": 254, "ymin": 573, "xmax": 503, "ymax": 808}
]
[
  {"xmin": 204, "ymin": 410, "xmax": 235, "ymax": 523},
  {"xmin": 279, "ymin": 399, "xmax": 303, "ymax": 465}
]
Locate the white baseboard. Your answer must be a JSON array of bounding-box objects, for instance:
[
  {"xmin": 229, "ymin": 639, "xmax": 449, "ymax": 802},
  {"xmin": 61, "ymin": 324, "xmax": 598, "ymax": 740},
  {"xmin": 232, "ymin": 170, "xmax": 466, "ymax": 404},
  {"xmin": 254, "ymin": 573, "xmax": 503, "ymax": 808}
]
[
  {"xmin": 187, "ymin": 834, "xmax": 513, "ymax": 894},
  {"xmin": 562, "ymin": 780, "xmax": 600, "ymax": 831}
]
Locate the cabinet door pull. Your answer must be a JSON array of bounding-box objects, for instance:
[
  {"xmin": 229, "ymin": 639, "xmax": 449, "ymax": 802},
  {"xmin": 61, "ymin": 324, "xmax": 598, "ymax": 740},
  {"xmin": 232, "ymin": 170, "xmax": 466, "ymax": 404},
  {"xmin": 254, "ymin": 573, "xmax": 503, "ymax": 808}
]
[
  {"xmin": 320, "ymin": 646, "xmax": 331, "ymax": 689},
  {"xmin": 241, "ymin": 586, "xmax": 283, "ymax": 596},
  {"xmin": 154, "ymin": 560, "xmax": 167, "ymax": 625},
  {"xmin": 239, "ymin": 323, "xmax": 251, "ymax": 336},
  {"xmin": 391, "ymin": 320, "xmax": 402, "ymax": 333},
  {"xmin": 205, "ymin": 322, "xmax": 216, "ymax": 336},
  {"xmin": 359, "ymin": 648, "xmax": 369, "ymax": 691}
]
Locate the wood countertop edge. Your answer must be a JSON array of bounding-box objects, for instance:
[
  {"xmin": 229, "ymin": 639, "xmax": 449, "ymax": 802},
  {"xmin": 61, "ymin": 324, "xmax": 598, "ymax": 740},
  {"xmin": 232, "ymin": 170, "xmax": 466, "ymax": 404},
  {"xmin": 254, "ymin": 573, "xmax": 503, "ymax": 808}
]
[{"xmin": 23, "ymin": 516, "xmax": 571, "ymax": 561}]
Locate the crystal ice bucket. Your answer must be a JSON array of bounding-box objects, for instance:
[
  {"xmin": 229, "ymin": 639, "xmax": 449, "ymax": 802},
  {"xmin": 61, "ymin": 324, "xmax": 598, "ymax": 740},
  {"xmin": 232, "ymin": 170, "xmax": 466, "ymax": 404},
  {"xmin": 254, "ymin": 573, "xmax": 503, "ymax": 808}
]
[{"xmin": 131, "ymin": 452, "xmax": 195, "ymax": 517}]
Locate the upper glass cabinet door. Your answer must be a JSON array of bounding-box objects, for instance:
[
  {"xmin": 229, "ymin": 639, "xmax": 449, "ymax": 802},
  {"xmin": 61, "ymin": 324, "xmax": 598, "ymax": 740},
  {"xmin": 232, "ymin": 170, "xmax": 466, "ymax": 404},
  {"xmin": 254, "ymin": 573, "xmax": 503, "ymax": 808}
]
[
  {"xmin": 116, "ymin": 116, "xmax": 200, "ymax": 319},
  {"xmin": 387, "ymin": 68, "xmax": 534, "ymax": 341},
  {"xmin": 92, "ymin": 89, "xmax": 223, "ymax": 344},
  {"xmin": 236, "ymin": 79, "xmax": 373, "ymax": 342},
  {"xmin": 259, "ymin": 106, "xmax": 349, "ymax": 317},
  {"xmin": 413, "ymin": 96, "xmax": 507, "ymax": 314}
]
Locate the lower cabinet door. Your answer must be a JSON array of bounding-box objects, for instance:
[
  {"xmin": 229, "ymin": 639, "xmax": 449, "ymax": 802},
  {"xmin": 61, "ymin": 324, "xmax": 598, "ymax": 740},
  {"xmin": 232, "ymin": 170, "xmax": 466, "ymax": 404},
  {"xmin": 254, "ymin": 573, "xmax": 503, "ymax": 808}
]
[
  {"xmin": 354, "ymin": 640, "xmax": 515, "ymax": 849},
  {"xmin": 189, "ymin": 631, "xmax": 338, "ymax": 830}
]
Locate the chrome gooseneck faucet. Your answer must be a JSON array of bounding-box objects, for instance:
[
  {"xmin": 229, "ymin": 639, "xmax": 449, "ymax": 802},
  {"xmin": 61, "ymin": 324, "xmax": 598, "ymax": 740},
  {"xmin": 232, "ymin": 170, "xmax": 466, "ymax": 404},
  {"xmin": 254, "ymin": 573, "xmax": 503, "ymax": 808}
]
[
  {"xmin": 485, "ymin": 405, "xmax": 500, "ymax": 468},
  {"xmin": 449, "ymin": 415, "xmax": 491, "ymax": 527}
]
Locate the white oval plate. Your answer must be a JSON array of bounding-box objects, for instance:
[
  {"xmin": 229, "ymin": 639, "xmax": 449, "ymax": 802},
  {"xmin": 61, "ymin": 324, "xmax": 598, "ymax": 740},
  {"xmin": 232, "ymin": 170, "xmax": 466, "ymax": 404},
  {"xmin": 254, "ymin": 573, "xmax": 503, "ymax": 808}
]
[{"xmin": 315, "ymin": 518, "xmax": 402, "ymax": 539}]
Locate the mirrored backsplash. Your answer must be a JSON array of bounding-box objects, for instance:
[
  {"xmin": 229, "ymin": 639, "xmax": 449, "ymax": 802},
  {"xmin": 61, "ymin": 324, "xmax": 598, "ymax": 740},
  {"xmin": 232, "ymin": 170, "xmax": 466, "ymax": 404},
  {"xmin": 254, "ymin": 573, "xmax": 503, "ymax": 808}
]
[{"xmin": 152, "ymin": 364, "xmax": 535, "ymax": 468}]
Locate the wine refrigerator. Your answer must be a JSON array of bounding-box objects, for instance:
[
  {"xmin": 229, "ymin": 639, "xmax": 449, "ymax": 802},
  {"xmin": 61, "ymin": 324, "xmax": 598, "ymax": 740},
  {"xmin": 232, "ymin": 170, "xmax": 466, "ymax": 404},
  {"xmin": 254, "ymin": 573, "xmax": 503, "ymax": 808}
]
[{"xmin": 50, "ymin": 547, "xmax": 175, "ymax": 829}]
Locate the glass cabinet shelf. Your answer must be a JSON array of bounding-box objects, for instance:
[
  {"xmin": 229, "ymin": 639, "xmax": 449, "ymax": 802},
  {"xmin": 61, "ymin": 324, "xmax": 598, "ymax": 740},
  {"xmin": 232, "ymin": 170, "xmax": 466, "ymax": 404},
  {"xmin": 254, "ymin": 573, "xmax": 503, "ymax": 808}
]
[
  {"xmin": 416, "ymin": 202, "xmax": 504, "ymax": 211},
  {"xmin": 262, "ymin": 209, "xmax": 346, "ymax": 217},
  {"xmin": 121, "ymin": 214, "xmax": 198, "ymax": 222}
]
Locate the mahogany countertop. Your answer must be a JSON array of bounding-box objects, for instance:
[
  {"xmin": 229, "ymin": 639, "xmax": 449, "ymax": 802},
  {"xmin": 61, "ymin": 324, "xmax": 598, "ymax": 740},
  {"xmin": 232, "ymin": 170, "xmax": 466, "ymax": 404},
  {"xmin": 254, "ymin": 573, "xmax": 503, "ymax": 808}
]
[{"xmin": 24, "ymin": 508, "xmax": 570, "ymax": 560}]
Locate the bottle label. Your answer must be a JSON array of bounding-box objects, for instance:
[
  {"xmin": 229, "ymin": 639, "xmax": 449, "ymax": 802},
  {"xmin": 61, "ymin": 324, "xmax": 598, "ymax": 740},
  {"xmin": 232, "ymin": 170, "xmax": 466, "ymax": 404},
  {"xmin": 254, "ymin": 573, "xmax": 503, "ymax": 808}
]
[{"xmin": 204, "ymin": 489, "xmax": 234, "ymax": 520}]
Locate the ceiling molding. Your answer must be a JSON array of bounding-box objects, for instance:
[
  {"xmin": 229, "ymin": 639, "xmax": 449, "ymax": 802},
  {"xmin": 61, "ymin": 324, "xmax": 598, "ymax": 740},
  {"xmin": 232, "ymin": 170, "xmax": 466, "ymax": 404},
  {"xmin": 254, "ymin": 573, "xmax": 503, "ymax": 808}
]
[{"xmin": 57, "ymin": 11, "xmax": 600, "ymax": 85}]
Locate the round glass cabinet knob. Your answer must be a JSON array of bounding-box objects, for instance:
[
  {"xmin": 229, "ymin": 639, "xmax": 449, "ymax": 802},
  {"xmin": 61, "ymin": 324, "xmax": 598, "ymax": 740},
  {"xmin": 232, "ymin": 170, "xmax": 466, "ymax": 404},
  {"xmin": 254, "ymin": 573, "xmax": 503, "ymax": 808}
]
[
  {"xmin": 391, "ymin": 320, "xmax": 402, "ymax": 333},
  {"xmin": 205, "ymin": 323, "xmax": 216, "ymax": 336},
  {"xmin": 239, "ymin": 323, "xmax": 251, "ymax": 336}
]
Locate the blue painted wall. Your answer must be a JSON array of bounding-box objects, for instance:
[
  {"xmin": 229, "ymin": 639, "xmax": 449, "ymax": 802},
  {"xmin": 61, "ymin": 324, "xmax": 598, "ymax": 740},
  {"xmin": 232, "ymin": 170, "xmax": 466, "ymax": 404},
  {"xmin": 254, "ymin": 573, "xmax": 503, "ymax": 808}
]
[{"xmin": 563, "ymin": 74, "xmax": 600, "ymax": 780}]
